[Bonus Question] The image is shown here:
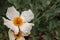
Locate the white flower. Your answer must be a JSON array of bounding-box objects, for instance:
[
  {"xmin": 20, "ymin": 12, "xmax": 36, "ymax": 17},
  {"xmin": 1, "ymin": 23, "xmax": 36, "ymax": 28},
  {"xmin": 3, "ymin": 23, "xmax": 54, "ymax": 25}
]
[
  {"xmin": 8, "ymin": 29, "xmax": 25, "ymax": 40},
  {"xmin": 3, "ymin": 6, "xmax": 34, "ymax": 40}
]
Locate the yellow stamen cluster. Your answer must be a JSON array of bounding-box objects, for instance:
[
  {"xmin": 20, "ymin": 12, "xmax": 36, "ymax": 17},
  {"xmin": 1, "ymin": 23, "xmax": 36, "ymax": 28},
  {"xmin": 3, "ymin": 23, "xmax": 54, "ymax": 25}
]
[
  {"xmin": 14, "ymin": 32, "xmax": 22, "ymax": 39},
  {"xmin": 13, "ymin": 17, "xmax": 23, "ymax": 26}
]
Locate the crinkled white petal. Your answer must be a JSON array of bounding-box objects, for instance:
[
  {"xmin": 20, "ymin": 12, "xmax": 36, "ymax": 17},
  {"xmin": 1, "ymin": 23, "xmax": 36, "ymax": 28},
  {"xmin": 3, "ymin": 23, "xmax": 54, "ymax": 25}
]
[
  {"xmin": 20, "ymin": 23, "xmax": 34, "ymax": 36},
  {"xmin": 8, "ymin": 29, "xmax": 15, "ymax": 40},
  {"xmin": 2, "ymin": 17, "xmax": 19, "ymax": 34},
  {"xmin": 6, "ymin": 6, "xmax": 20, "ymax": 20},
  {"xmin": 21, "ymin": 9, "xmax": 34, "ymax": 22},
  {"xmin": 22, "ymin": 31, "xmax": 30, "ymax": 36}
]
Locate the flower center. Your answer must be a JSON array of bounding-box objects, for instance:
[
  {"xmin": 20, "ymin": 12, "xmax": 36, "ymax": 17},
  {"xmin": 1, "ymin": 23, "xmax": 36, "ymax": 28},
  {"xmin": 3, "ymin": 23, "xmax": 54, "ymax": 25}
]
[
  {"xmin": 13, "ymin": 17, "xmax": 23, "ymax": 26},
  {"xmin": 14, "ymin": 32, "xmax": 22, "ymax": 39}
]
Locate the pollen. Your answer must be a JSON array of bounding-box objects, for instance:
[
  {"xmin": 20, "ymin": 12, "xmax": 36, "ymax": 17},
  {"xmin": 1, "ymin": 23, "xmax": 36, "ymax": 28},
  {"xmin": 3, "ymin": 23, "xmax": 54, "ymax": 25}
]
[
  {"xmin": 13, "ymin": 17, "xmax": 23, "ymax": 26},
  {"xmin": 14, "ymin": 32, "xmax": 22, "ymax": 39}
]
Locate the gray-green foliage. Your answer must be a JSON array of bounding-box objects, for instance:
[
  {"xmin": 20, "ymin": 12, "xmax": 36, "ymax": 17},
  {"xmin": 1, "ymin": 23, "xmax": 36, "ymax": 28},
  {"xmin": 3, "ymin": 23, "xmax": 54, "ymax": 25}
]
[{"xmin": 0, "ymin": 0, "xmax": 60, "ymax": 40}]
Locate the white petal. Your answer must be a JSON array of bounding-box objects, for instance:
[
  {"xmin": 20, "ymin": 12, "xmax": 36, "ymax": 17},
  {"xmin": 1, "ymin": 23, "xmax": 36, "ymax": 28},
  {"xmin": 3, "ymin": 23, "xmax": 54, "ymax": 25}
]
[
  {"xmin": 2, "ymin": 17, "xmax": 19, "ymax": 34},
  {"xmin": 17, "ymin": 37, "xmax": 25, "ymax": 40},
  {"xmin": 20, "ymin": 23, "xmax": 34, "ymax": 36},
  {"xmin": 6, "ymin": 6, "xmax": 20, "ymax": 20},
  {"xmin": 21, "ymin": 9, "xmax": 34, "ymax": 22},
  {"xmin": 22, "ymin": 31, "xmax": 30, "ymax": 36},
  {"xmin": 8, "ymin": 29, "xmax": 15, "ymax": 40}
]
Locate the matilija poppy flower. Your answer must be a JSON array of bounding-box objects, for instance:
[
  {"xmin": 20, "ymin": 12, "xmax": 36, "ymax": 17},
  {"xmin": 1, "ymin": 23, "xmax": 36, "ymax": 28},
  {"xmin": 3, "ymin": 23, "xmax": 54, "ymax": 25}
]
[{"xmin": 2, "ymin": 6, "xmax": 34, "ymax": 40}]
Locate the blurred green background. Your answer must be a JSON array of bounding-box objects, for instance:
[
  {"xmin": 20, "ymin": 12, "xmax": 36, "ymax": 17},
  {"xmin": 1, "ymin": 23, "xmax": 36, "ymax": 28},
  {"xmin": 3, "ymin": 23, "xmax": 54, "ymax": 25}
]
[{"xmin": 0, "ymin": 0, "xmax": 60, "ymax": 40}]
